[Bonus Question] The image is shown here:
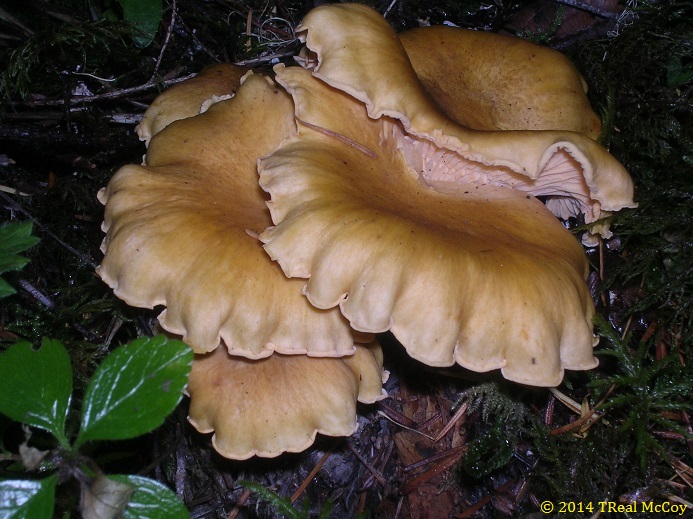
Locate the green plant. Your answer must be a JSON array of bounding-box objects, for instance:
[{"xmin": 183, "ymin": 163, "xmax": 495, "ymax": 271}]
[
  {"xmin": 240, "ymin": 480, "xmax": 341, "ymax": 519},
  {"xmin": 0, "ymin": 336, "xmax": 193, "ymax": 518},
  {"xmin": 0, "ymin": 222, "xmax": 39, "ymax": 299},
  {"xmin": 589, "ymin": 316, "xmax": 693, "ymax": 469},
  {"xmin": 112, "ymin": 0, "xmax": 163, "ymax": 48},
  {"xmin": 457, "ymin": 382, "xmax": 536, "ymax": 478}
]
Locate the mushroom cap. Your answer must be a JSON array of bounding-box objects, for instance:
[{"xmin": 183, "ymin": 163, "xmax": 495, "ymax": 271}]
[
  {"xmin": 97, "ymin": 71, "xmax": 360, "ymax": 358},
  {"xmin": 259, "ymin": 63, "xmax": 599, "ymax": 386},
  {"xmin": 135, "ymin": 64, "xmax": 248, "ymax": 145},
  {"xmin": 398, "ymin": 26, "xmax": 603, "ymax": 139},
  {"xmin": 295, "ymin": 3, "xmax": 635, "ymax": 227},
  {"xmin": 187, "ymin": 340, "xmax": 387, "ymax": 459}
]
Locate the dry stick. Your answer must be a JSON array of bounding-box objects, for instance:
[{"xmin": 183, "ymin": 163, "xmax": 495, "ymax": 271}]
[
  {"xmin": 670, "ymin": 460, "xmax": 693, "ymax": 490},
  {"xmin": 17, "ymin": 279, "xmax": 55, "ymax": 310},
  {"xmin": 377, "ymin": 401, "xmax": 418, "ymax": 429},
  {"xmin": 383, "ymin": 0, "xmax": 399, "ymax": 18},
  {"xmin": 14, "ymin": 277, "xmax": 102, "ymax": 343},
  {"xmin": 356, "ymin": 492, "xmax": 368, "ymax": 515},
  {"xmin": 401, "ymin": 446, "xmax": 467, "ymax": 494},
  {"xmin": 403, "ymin": 445, "xmax": 467, "ymax": 474},
  {"xmin": 552, "ymin": 0, "xmax": 621, "ymax": 20},
  {"xmin": 234, "ymin": 49, "xmax": 299, "ymax": 67},
  {"xmin": 418, "ymin": 412, "xmax": 442, "ymax": 432},
  {"xmin": 150, "ymin": 0, "xmax": 178, "ymax": 82},
  {"xmin": 393, "ymin": 496, "xmax": 404, "ymax": 519},
  {"xmin": 515, "ymin": 459, "xmax": 541, "ymax": 503},
  {"xmin": 14, "ymin": 73, "xmax": 196, "ymax": 107},
  {"xmin": 549, "ymin": 384, "xmax": 615, "ymax": 436},
  {"xmin": 544, "ymin": 392, "xmax": 556, "ymax": 426},
  {"xmin": 226, "ymin": 489, "xmax": 252, "ymax": 519},
  {"xmin": 290, "ymin": 442, "xmax": 337, "ymax": 504},
  {"xmin": 245, "ymin": 9, "xmax": 253, "ymax": 49},
  {"xmin": 433, "ymin": 401, "xmax": 468, "ymax": 443},
  {"xmin": 454, "ymin": 479, "xmax": 514, "ymax": 519},
  {"xmin": 348, "ymin": 440, "xmax": 387, "ymax": 487},
  {"xmin": 361, "ymin": 435, "xmax": 396, "ymax": 490},
  {"xmin": 0, "ymin": 191, "xmax": 98, "ymax": 268}
]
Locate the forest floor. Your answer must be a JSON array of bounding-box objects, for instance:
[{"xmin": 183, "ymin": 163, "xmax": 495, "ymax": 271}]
[{"xmin": 0, "ymin": 0, "xmax": 691, "ymax": 518}]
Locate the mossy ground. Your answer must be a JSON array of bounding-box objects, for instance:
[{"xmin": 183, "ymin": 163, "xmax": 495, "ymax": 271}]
[{"xmin": 1, "ymin": 1, "xmax": 691, "ymax": 517}]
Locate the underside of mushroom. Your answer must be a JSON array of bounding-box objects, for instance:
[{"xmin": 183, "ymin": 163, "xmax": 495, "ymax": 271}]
[{"xmin": 294, "ymin": 4, "xmax": 635, "ymax": 231}]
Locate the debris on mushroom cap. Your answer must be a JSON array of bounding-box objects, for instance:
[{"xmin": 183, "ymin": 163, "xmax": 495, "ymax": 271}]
[
  {"xmin": 97, "ymin": 69, "xmax": 360, "ymax": 358},
  {"xmin": 135, "ymin": 64, "xmax": 248, "ymax": 146},
  {"xmin": 259, "ymin": 63, "xmax": 599, "ymax": 386},
  {"xmin": 295, "ymin": 3, "xmax": 636, "ymax": 233},
  {"xmin": 187, "ymin": 340, "xmax": 387, "ymax": 460},
  {"xmin": 398, "ymin": 26, "xmax": 603, "ymax": 139}
]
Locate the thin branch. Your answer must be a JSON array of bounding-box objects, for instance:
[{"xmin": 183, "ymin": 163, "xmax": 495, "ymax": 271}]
[
  {"xmin": 14, "ymin": 73, "xmax": 196, "ymax": 108},
  {"xmin": 348, "ymin": 440, "xmax": 387, "ymax": 487},
  {"xmin": 552, "ymin": 0, "xmax": 621, "ymax": 20},
  {"xmin": 150, "ymin": 0, "xmax": 178, "ymax": 82},
  {"xmin": 433, "ymin": 401, "xmax": 468, "ymax": 443},
  {"xmin": 290, "ymin": 441, "xmax": 337, "ymax": 503},
  {"xmin": 0, "ymin": 191, "xmax": 98, "ymax": 268}
]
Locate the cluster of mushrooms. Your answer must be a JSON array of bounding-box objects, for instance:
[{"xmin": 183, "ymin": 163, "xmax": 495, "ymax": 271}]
[{"xmin": 97, "ymin": 4, "xmax": 636, "ymax": 460}]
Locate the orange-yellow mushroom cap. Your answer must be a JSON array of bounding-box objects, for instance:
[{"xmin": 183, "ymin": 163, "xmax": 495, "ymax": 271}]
[
  {"xmin": 98, "ymin": 69, "xmax": 358, "ymax": 358},
  {"xmin": 255, "ymin": 4, "xmax": 637, "ymax": 385},
  {"xmin": 398, "ymin": 26, "xmax": 602, "ymax": 139},
  {"xmin": 187, "ymin": 341, "xmax": 386, "ymax": 460},
  {"xmin": 259, "ymin": 62, "xmax": 600, "ymax": 386},
  {"xmin": 135, "ymin": 64, "xmax": 248, "ymax": 145}
]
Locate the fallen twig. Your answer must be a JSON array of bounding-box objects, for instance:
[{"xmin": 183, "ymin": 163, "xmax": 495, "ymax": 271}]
[
  {"xmin": 290, "ymin": 442, "xmax": 336, "ymax": 503},
  {"xmin": 14, "ymin": 73, "xmax": 196, "ymax": 108}
]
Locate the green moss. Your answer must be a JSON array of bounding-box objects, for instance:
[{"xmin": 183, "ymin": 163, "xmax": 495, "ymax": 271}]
[{"xmin": 1, "ymin": 20, "xmax": 140, "ymax": 100}]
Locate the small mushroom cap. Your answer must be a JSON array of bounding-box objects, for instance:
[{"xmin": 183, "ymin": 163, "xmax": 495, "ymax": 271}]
[
  {"xmin": 399, "ymin": 26, "xmax": 602, "ymax": 139},
  {"xmin": 260, "ymin": 63, "xmax": 599, "ymax": 386},
  {"xmin": 98, "ymin": 71, "xmax": 360, "ymax": 357},
  {"xmin": 136, "ymin": 64, "xmax": 248, "ymax": 145},
  {"xmin": 296, "ymin": 3, "xmax": 635, "ymax": 228},
  {"xmin": 187, "ymin": 341, "xmax": 387, "ymax": 460}
]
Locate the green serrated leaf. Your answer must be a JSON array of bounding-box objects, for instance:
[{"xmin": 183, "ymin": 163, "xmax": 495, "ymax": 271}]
[
  {"xmin": 0, "ymin": 278, "xmax": 15, "ymax": 298},
  {"xmin": 0, "ymin": 222, "xmax": 39, "ymax": 299},
  {"xmin": 0, "ymin": 255, "xmax": 29, "ymax": 273},
  {"xmin": 116, "ymin": 0, "xmax": 162, "ymax": 48},
  {"xmin": 75, "ymin": 337, "xmax": 192, "ymax": 447},
  {"xmin": 0, "ymin": 340, "xmax": 72, "ymax": 448},
  {"xmin": 0, "ymin": 475, "xmax": 58, "ymax": 519},
  {"xmin": 0, "ymin": 222, "xmax": 40, "ymax": 260},
  {"xmin": 110, "ymin": 475, "xmax": 188, "ymax": 519}
]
